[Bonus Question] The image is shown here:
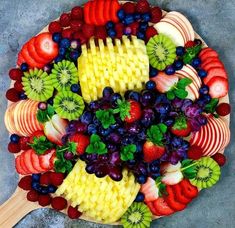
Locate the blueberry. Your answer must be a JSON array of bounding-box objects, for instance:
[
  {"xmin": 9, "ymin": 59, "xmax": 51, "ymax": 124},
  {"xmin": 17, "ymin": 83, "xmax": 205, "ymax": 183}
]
[
  {"xmin": 151, "ymin": 173, "xmax": 160, "ymax": 180},
  {"xmin": 192, "ymin": 58, "xmax": 201, "ymax": 68},
  {"xmin": 54, "ymin": 55, "xmax": 63, "ymax": 63},
  {"xmin": 70, "ymin": 84, "xmax": 80, "ymax": 93},
  {"xmin": 135, "ymin": 192, "xmax": 145, "ymax": 202},
  {"xmin": 81, "ymin": 111, "xmax": 93, "ymax": 125},
  {"xmin": 103, "ymin": 87, "xmax": 114, "ymax": 98},
  {"xmin": 137, "ymin": 31, "xmax": 145, "ymax": 40},
  {"xmin": 60, "ymin": 38, "xmax": 71, "ymax": 48},
  {"xmin": 19, "ymin": 92, "xmax": 27, "ymax": 100},
  {"xmin": 48, "ymin": 185, "xmax": 57, "ymax": 193},
  {"xmin": 145, "ymin": 80, "xmax": 156, "ymax": 90},
  {"xmin": 139, "ymin": 22, "xmax": 148, "ymax": 31},
  {"xmin": 128, "ymin": 91, "xmax": 141, "ymax": 102},
  {"xmin": 124, "ymin": 14, "xmax": 135, "ymax": 25},
  {"xmin": 150, "ymin": 163, "xmax": 160, "ymax": 173},
  {"xmin": 174, "ymin": 60, "xmax": 184, "ymax": 70},
  {"xmin": 32, "ymin": 174, "xmax": 41, "ymax": 182},
  {"xmin": 106, "ymin": 21, "xmax": 115, "ymax": 29},
  {"xmin": 99, "ymin": 127, "xmax": 111, "ymax": 136},
  {"xmin": 137, "ymin": 175, "xmax": 147, "ymax": 184},
  {"xmin": 201, "ymin": 94, "xmax": 211, "ymax": 103},
  {"xmin": 59, "ymin": 47, "xmax": 66, "ymax": 56},
  {"xmin": 198, "ymin": 69, "xmax": 207, "ymax": 78},
  {"xmin": 47, "ymin": 97, "xmax": 54, "ymax": 105},
  {"xmin": 141, "ymin": 13, "xmax": 151, "ymax": 22},
  {"xmin": 134, "ymin": 13, "xmax": 141, "ymax": 21},
  {"xmin": 117, "ymin": 9, "xmax": 125, "ymax": 20},
  {"xmin": 87, "ymin": 124, "xmax": 97, "ymax": 134},
  {"xmin": 117, "ymin": 127, "xmax": 125, "ymax": 135},
  {"xmin": 52, "ymin": 32, "xmax": 62, "ymax": 43},
  {"xmin": 111, "ymin": 93, "xmax": 122, "ymax": 106},
  {"xmin": 165, "ymin": 65, "xmax": 175, "ymax": 75},
  {"xmin": 32, "ymin": 182, "xmax": 42, "ymax": 192},
  {"xmin": 135, "ymin": 142, "xmax": 143, "ymax": 153},
  {"xmin": 176, "ymin": 46, "xmax": 185, "ymax": 56},
  {"xmin": 70, "ymin": 50, "xmax": 81, "ymax": 60},
  {"xmin": 107, "ymin": 29, "xmax": 117, "ymax": 38},
  {"xmin": 165, "ymin": 118, "xmax": 174, "ymax": 126},
  {"xmin": 40, "ymin": 187, "xmax": 49, "ymax": 195},
  {"xmin": 199, "ymin": 85, "xmax": 209, "ymax": 95},
  {"xmin": 10, "ymin": 134, "xmax": 20, "ymax": 143},
  {"xmin": 88, "ymin": 101, "xmax": 100, "ymax": 111},
  {"xmin": 149, "ymin": 66, "xmax": 158, "ymax": 78},
  {"xmin": 20, "ymin": 63, "xmax": 28, "ymax": 72},
  {"xmin": 127, "ymin": 160, "xmax": 137, "ymax": 166}
]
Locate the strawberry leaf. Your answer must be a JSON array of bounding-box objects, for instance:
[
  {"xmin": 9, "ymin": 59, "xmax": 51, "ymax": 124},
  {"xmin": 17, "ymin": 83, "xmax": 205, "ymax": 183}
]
[
  {"xmin": 146, "ymin": 124, "xmax": 167, "ymax": 146},
  {"xmin": 172, "ymin": 116, "xmax": 187, "ymax": 130}
]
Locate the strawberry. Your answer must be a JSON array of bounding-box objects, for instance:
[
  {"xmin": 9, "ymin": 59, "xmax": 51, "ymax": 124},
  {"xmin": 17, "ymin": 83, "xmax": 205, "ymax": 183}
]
[
  {"xmin": 39, "ymin": 149, "xmax": 55, "ymax": 170},
  {"xmin": 215, "ymin": 103, "xmax": 231, "ymax": 116},
  {"xmin": 70, "ymin": 20, "xmax": 83, "ymax": 32},
  {"xmin": 145, "ymin": 26, "xmax": 158, "ymax": 42},
  {"xmin": 172, "ymin": 184, "xmax": 192, "ymax": 204},
  {"xmin": 185, "ymin": 41, "xmax": 196, "ymax": 48},
  {"xmin": 27, "ymin": 190, "xmax": 39, "ymax": 202},
  {"xmin": 84, "ymin": 2, "xmax": 92, "ymax": 25},
  {"xmin": 62, "ymin": 28, "xmax": 73, "ymax": 39},
  {"xmin": 122, "ymin": 2, "xmax": 136, "ymax": 14},
  {"xmin": 90, "ymin": 1, "xmax": 98, "ymax": 25},
  {"xmin": 29, "ymin": 130, "xmax": 45, "ymax": 144},
  {"xmin": 51, "ymin": 197, "xmax": 67, "ymax": 211},
  {"xmin": 95, "ymin": 26, "xmax": 107, "ymax": 40},
  {"xmin": 136, "ymin": 0, "xmax": 150, "ymax": 13},
  {"xmin": 170, "ymin": 116, "xmax": 191, "ymax": 137},
  {"xmin": 14, "ymin": 80, "xmax": 23, "ymax": 92},
  {"xmin": 146, "ymin": 201, "xmax": 159, "ymax": 216},
  {"xmin": 110, "ymin": 0, "xmax": 121, "ymax": 23},
  {"xmin": 73, "ymin": 32, "xmax": 87, "ymax": 44},
  {"xmin": 67, "ymin": 206, "xmax": 82, "ymax": 219},
  {"xmin": 212, "ymin": 153, "xmax": 226, "ymax": 166},
  {"xmin": 38, "ymin": 194, "xmax": 51, "ymax": 207},
  {"xmin": 49, "ymin": 172, "xmax": 65, "ymax": 186},
  {"xmin": 8, "ymin": 142, "xmax": 21, "ymax": 153},
  {"xmin": 9, "ymin": 68, "xmax": 23, "ymax": 81},
  {"xmin": 165, "ymin": 185, "xmax": 187, "ymax": 211},
  {"xmin": 179, "ymin": 179, "xmax": 198, "ymax": 198},
  {"xmin": 140, "ymin": 177, "xmax": 159, "ymax": 202},
  {"xmin": 59, "ymin": 13, "xmax": 71, "ymax": 27},
  {"xmin": 82, "ymin": 24, "xmax": 95, "ymax": 39},
  {"xmin": 18, "ymin": 176, "xmax": 32, "ymax": 190},
  {"xmin": 17, "ymin": 52, "xmax": 26, "ymax": 67},
  {"xmin": 203, "ymin": 67, "xmax": 227, "ymax": 84},
  {"xmin": 30, "ymin": 150, "xmax": 46, "ymax": 172},
  {"xmin": 150, "ymin": 6, "xmax": 162, "ymax": 23},
  {"xmin": 48, "ymin": 21, "xmax": 62, "ymax": 34},
  {"xmin": 6, "ymin": 88, "xmax": 20, "ymax": 102},
  {"xmin": 153, "ymin": 197, "xmax": 175, "ymax": 216},
  {"xmin": 69, "ymin": 133, "xmax": 90, "ymax": 155},
  {"xmin": 71, "ymin": 6, "xmax": 83, "ymax": 20},
  {"xmin": 143, "ymin": 142, "xmax": 165, "ymax": 163},
  {"xmin": 207, "ymin": 76, "xmax": 228, "ymax": 98},
  {"xmin": 187, "ymin": 145, "xmax": 203, "ymax": 160},
  {"xmin": 19, "ymin": 136, "xmax": 31, "ymax": 150}
]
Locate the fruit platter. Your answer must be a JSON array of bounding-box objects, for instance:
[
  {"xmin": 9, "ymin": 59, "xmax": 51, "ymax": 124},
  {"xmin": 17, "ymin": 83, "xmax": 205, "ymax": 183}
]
[{"xmin": 0, "ymin": 0, "xmax": 231, "ymax": 227}]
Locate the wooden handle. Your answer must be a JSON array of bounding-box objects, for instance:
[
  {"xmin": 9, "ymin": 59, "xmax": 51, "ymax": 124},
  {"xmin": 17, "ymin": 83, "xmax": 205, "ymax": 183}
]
[{"xmin": 0, "ymin": 188, "xmax": 38, "ymax": 227}]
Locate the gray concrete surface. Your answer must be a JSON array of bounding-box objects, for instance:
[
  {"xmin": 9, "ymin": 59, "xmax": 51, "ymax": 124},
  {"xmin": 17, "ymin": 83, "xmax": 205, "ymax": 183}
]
[{"xmin": 0, "ymin": 0, "xmax": 235, "ymax": 227}]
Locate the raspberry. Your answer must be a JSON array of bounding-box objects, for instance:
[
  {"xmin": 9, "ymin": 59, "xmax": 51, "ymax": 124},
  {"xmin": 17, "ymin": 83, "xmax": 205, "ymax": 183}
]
[
  {"xmin": 95, "ymin": 26, "xmax": 107, "ymax": 40},
  {"xmin": 145, "ymin": 26, "xmax": 158, "ymax": 41},
  {"xmin": 216, "ymin": 103, "xmax": 231, "ymax": 116},
  {"xmin": 49, "ymin": 172, "xmax": 64, "ymax": 186},
  {"xmin": 82, "ymin": 24, "xmax": 95, "ymax": 39},
  {"xmin": 19, "ymin": 136, "xmax": 30, "ymax": 150},
  {"xmin": 38, "ymin": 194, "xmax": 51, "ymax": 207},
  {"xmin": 51, "ymin": 197, "xmax": 67, "ymax": 211},
  {"xmin": 185, "ymin": 41, "xmax": 196, "ymax": 48},
  {"xmin": 67, "ymin": 206, "xmax": 82, "ymax": 219},
  {"xmin": 14, "ymin": 80, "xmax": 23, "ymax": 92},
  {"xmin": 115, "ymin": 23, "xmax": 124, "ymax": 39},
  {"xmin": 136, "ymin": 0, "xmax": 150, "ymax": 13},
  {"xmin": 62, "ymin": 28, "xmax": 73, "ymax": 39},
  {"xmin": 212, "ymin": 153, "xmax": 226, "ymax": 166},
  {"xmin": 6, "ymin": 88, "xmax": 20, "ymax": 102},
  {"xmin": 187, "ymin": 145, "xmax": 203, "ymax": 160},
  {"xmin": 150, "ymin": 6, "xmax": 162, "ymax": 23},
  {"xmin": 129, "ymin": 22, "xmax": 139, "ymax": 36},
  {"xmin": 70, "ymin": 20, "xmax": 83, "ymax": 32},
  {"xmin": 48, "ymin": 21, "xmax": 62, "ymax": 34},
  {"xmin": 73, "ymin": 32, "xmax": 87, "ymax": 44},
  {"xmin": 27, "ymin": 190, "xmax": 39, "ymax": 202},
  {"xmin": 40, "ymin": 172, "xmax": 51, "ymax": 185},
  {"xmin": 18, "ymin": 176, "xmax": 32, "ymax": 190},
  {"xmin": 122, "ymin": 2, "xmax": 136, "ymax": 14},
  {"xmin": 8, "ymin": 142, "xmax": 21, "ymax": 153},
  {"xmin": 71, "ymin": 6, "xmax": 83, "ymax": 20},
  {"xmin": 59, "ymin": 13, "xmax": 71, "ymax": 27},
  {"xmin": 9, "ymin": 68, "xmax": 23, "ymax": 81}
]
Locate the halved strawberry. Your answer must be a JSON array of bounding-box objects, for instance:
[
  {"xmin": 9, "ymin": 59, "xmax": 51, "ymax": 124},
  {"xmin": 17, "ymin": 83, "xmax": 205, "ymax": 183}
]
[
  {"xmin": 30, "ymin": 149, "xmax": 46, "ymax": 172},
  {"xmin": 103, "ymin": 0, "xmax": 111, "ymax": 22},
  {"xmin": 34, "ymin": 32, "xmax": 59, "ymax": 61},
  {"xmin": 90, "ymin": 1, "xmax": 98, "ymax": 25},
  {"xmin": 140, "ymin": 177, "xmax": 159, "ymax": 202},
  {"xmin": 15, "ymin": 156, "xmax": 27, "ymax": 175},
  {"xmin": 179, "ymin": 179, "xmax": 198, "ymax": 198},
  {"xmin": 84, "ymin": 2, "xmax": 92, "ymax": 25},
  {"xmin": 39, "ymin": 149, "xmax": 55, "ymax": 170},
  {"xmin": 207, "ymin": 76, "xmax": 228, "ymax": 98},
  {"xmin": 165, "ymin": 185, "xmax": 187, "ymax": 211},
  {"xmin": 69, "ymin": 134, "xmax": 90, "ymax": 155},
  {"xmin": 22, "ymin": 150, "xmax": 38, "ymax": 174},
  {"xmin": 203, "ymin": 67, "xmax": 227, "ymax": 84},
  {"xmin": 111, "ymin": 0, "xmax": 121, "ymax": 23},
  {"xmin": 200, "ymin": 49, "xmax": 219, "ymax": 62},
  {"xmin": 172, "ymin": 184, "xmax": 192, "ymax": 204},
  {"xmin": 143, "ymin": 141, "xmax": 165, "ymax": 163},
  {"xmin": 49, "ymin": 151, "xmax": 56, "ymax": 168},
  {"xmin": 202, "ymin": 61, "xmax": 224, "ymax": 72},
  {"xmin": 146, "ymin": 201, "xmax": 160, "ymax": 216},
  {"xmin": 27, "ymin": 37, "xmax": 47, "ymax": 64},
  {"xmin": 97, "ymin": 0, "xmax": 106, "ymax": 25},
  {"xmin": 153, "ymin": 197, "xmax": 175, "ymax": 216}
]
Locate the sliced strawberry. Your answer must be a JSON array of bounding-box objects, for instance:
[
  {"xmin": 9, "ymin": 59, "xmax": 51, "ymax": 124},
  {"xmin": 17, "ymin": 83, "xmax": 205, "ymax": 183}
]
[
  {"xmin": 146, "ymin": 201, "xmax": 160, "ymax": 216},
  {"xmin": 97, "ymin": 0, "xmax": 106, "ymax": 25},
  {"xmin": 202, "ymin": 61, "xmax": 224, "ymax": 72},
  {"xmin": 165, "ymin": 185, "xmax": 187, "ymax": 211},
  {"xmin": 179, "ymin": 179, "xmax": 198, "ymax": 198},
  {"xmin": 140, "ymin": 177, "xmax": 159, "ymax": 202},
  {"xmin": 90, "ymin": 1, "xmax": 98, "ymax": 25},
  {"xmin": 49, "ymin": 151, "xmax": 56, "ymax": 168},
  {"xmin": 22, "ymin": 150, "xmax": 38, "ymax": 174},
  {"xmin": 15, "ymin": 156, "xmax": 27, "ymax": 175},
  {"xmin": 84, "ymin": 2, "xmax": 92, "ymax": 25},
  {"xmin": 103, "ymin": 0, "xmax": 111, "ymax": 22},
  {"xmin": 17, "ymin": 52, "xmax": 26, "ymax": 66},
  {"xmin": 200, "ymin": 49, "xmax": 219, "ymax": 62},
  {"xmin": 20, "ymin": 154, "xmax": 30, "ymax": 174},
  {"xmin": 34, "ymin": 32, "xmax": 59, "ymax": 61},
  {"xmin": 207, "ymin": 76, "xmax": 228, "ymax": 98},
  {"xmin": 39, "ymin": 149, "xmax": 55, "ymax": 170},
  {"xmin": 30, "ymin": 150, "xmax": 46, "ymax": 172},
  {"xmin": 201, "ymin": 57, "xmax": 221, "ymax": 67},
  {"xmin": 203, "ymin": 67, "xmax": 227, "ymax": 84},
  {"xmin": 153, "ymin": 197, "xmax": 175, "ymax": 216},
  {"xmin": 172, "ymin": 184, "xmax": 192, "ymax": 204},
  {"xmin": 27, "ymin": 37, "xmax": 47, "ymax": 64},
  {"xmin": 111, "ymin": 0, "xmax": 121, "ymax": 23},
  {"xmin": 199, "ymin": 47, "xmax": 214, "ymax": 58}
]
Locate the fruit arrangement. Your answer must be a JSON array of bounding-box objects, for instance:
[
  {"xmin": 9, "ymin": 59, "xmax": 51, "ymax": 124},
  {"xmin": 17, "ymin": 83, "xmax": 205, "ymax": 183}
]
[{"xmin": 4, "ymin": 0, "xmax": 231, "ymax": 227}]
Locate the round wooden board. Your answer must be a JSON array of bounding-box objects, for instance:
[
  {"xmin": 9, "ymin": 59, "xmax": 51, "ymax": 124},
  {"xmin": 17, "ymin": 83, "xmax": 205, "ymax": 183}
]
[{"xmin": 1, "ymin": 3, "xmax": 230, "ymax": 228}]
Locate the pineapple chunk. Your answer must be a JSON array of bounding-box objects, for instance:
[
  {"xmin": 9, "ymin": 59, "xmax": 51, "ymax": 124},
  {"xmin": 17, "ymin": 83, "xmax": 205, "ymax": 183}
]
[
  {"xmin": 56, "ymin": 160, "xmax": 140, "ymax": 223},
  {"xmin": 78, "ymin": 36, "xmax": 149, "ymax": 103}
]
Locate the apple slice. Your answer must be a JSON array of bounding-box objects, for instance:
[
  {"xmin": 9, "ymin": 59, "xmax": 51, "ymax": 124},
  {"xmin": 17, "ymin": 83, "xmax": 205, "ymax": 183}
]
[
  {"xmin": 217, "ymin": 117, "xmax": 230, "ymax": 151},
  {"xmin": 200, "ymin": 117, "xmax": 212, "ymax": 154},
  {"xmin": 160, "ymin": 162, "xmax": 181, "ymax": 174},
  {"xmin": 4, "ymin": 102, "xmax": 17, "ymax": 134},
  {"xmin": 185, "ymin": 64, "xmax": 202, "ymax": 88},
  {"xmin": 176, "ymin": 69, "xmax": 200, "ymax": 89},
  {"xmin": 14, "ymin": 100, "xmax": 28, "ymax": 136},
  {"xmin": 203, "ymin": 67, "xmax": 227, "ymax": 84},
  {"xmin": 22, "ymin": 100, "xmax": 34, "ymax": 135},
  {"xmin": 154, "ymin": 21, "xmax": 185, "ymax": 46}
]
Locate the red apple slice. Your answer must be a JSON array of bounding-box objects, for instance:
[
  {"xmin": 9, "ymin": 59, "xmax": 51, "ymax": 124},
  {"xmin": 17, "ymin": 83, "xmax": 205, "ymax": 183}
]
[
  {"xmin": 203, "ymin": 67, "xmax": 227, "ymax": 84},
  {"xmin": 185, "ymin": 64, "xmax": 202, "ymax": 88},
  {"xmin": 217, "ymin": 117, "xmax": 230, "ymax": 151},
  {"xmin": 15, "ymin": 100, "xmax": 29, "ymax": 136},
  {"xmin": 22, "ymin": 100, "xmax": 34, "ymax": 135},
  {"xmin": 176, "ymin": 69, "xmax": 200, "ymax": 89},
  {"xmin": 198, "ymin": 120, "xmax": 209, "ymax": 151},
  {"xmin": 202, "ymin": 116, "xmax": 214, "ymax": 155}
]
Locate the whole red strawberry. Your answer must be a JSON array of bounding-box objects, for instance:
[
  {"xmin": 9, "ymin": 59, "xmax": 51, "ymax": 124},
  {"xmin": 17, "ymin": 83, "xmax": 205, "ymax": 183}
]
[
  {"xmin": 82, "ymin": 24, "xmax": 95, "ymax": 39},
  {"xmin": 59, "ymin": 13, "xmax": 71, "ymax": 27},
  {"xmin": 71, "ymin": 6, "xmax": 83, "ymax": 20},
  {"xmin": 69, "ymin": 133, "xmax": 90, "ymax": 155},
  {"xmin": 212, "ymin": 153, "xmax": 226, "ymax": 166},
  {"xmin": 122, "ymin": 2, "xmax": 136, "ymax": 14},
  {"xmin": 170, "ymin": 116, "xmax": 191, "ymax": 137},
  {"xmin": 145, "ymin": 26, "xmax": 158, "ymax": 42},
  {"xmin": 143, "ymin": 141, "xmax": 165, "ymax": 162},
  {"xmin": 215, "ymin": 103, "xmax": 231, "ymax": 116},
  {"xmin": 150, "ymin": 6, "xmax": 162, "ymax": 23},
  {"xmin": 187, "ymin": 145, "xmax": 203, "ymax": 160},
  {"xmin": 136, "ymin": 0, "xmax": 150, "ymax": 13},
  {"xmin": 48, "ymin": 21, "xmax": 62, "ymax": 34}
]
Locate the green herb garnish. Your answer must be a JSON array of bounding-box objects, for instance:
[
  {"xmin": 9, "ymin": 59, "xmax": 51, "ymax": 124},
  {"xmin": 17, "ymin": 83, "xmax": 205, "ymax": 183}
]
[
  {"xmin": 36, "ymin": 104, "xmax": 55, "ymax": 123},
  {"xmin": 204, "ymin": 98, "xmax": 219, "ymax": 114},
  {"xmin": 96, "ymin": 109, "xmax": 116, "ymax": 129},
  {"xmin": 113, "ymin": 99, "xmax": 131, "ymax": 120},
  {"xmin": 181, "ymin": 159, "xmax": 198, "ymax": 179},
  {"xmin": 146, "ymin": 124, "xmax": 167, "ymax": 146},
  {"xmin": 155, "ymin": 176, "xmax": 167, "ymax": 197},
  {"xmin": 29, "ymin": 136, "xmax": 54, "ymax": 155},
  {"xmin": 120, "ymin": 144, "xmax": 137, "ymax": 161},
  {"xmin": 85, "ymin": 134, "xmax": 108, "ymax": 155},
  {"xmin": 183, "ymin": 44, "xmax": 202, "ymax": 65}
]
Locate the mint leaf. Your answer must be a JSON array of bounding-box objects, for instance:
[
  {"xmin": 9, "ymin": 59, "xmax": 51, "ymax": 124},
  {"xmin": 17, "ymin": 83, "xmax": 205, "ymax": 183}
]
[
  {"xmin": 90, "ymin": 134, "xmax": 101, "ymax": 143},
  {"xmin": 120, "ymin": 144, "xmax": 137, "ymax": 161},
  {"xmin": 68, "ymin": 142, "xmax": 77, "ymax": 155},
  {"xmin": 85, "ymin": 134, "xmax": 108, "ymax": 155},
  {"xmin": 181, "ymin": 159, "xmax": 198, "ymax": 179},
  {"xmin": 114, "ymin": 99, "xmax": 131, "ymax": 121},
  {"xmin": 54, "ymin": 159, "xmax": 73, "ymax": 173},
  {"xmin": 36, "ymin": 104, "xmax": 55, "ymax": 123},
  {"xmin": 204, "ymin": 98, "xmax": 219, "ymax": 114},
  {"xmin": 96, "ymin": 109, "xmax": 116, "ymax": 129},
  {"xmin": 29, "ymin": 136, "xmax": 54, "ymax": 155},
  {"xmin": 167, "ymin": 90, "xmax": 175, "ymax": 100},
  {"xmin": 177, "ymin": 78, "xmax": 192, "ymax": 89},
  {"xmin": 146, "ymin": 124, "xmax": 167, "ymax": 146},
  {"xmin": 175, "ymin": 88, "xmax": 188, "ymax": 99},
  {"xmin": 158, "ymin": 123, "xmax": 167, "ymax": 134},
  {"xmin": 183, "ymin": 44, "xmax": 202, "ymax": 64}
]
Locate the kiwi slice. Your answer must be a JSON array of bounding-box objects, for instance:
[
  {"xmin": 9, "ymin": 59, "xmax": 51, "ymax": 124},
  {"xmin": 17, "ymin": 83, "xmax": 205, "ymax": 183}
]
[
  {"xmin": 53, "ymin": 90, "xmax": 85, "ymax": 121},
  {"xmin": 190, "ymin": 157, "xmax": 221, "ymax": 189},
  {"xmin": 50, "ymin": 60, "xmax": 78, "ymax": 91},
  {"xmin": 121, "ymin": 203, "xmax": 152, "ymax": 228},
  {"xmin": 146, "ymin": 34, "xmax": 176, "ymax": 71},
  {"xmin": 22, "ymin": 68, "xmax": 54, "ymax": 102}
]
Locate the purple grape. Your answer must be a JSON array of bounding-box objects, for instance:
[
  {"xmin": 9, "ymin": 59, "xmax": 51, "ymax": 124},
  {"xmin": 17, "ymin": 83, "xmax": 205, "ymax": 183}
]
[
  {"xmin": 169, "ymin": 152, "xmax": 180, "ymax": 165},
  {"xmin": 190, "ymin": 119, "xmax": 201, "ymax": 132},
  {"xmin": 64, "ymin": 151, "xmax": 74, "ymax": 160},
  {"xmin": 109, "ymin": 152, "xmax": 121, "ymax": 166},
  {"xmin": 38, "ymin": 102, "xmax": 47, "ymax": 110},
  {"xmin": 95, "ymin": 165, "xmax": 108, "ymax": 178},
  {"xmin": 181, "ymin": 99, "xmax": 193, "ymax": 112},
  {"xmin": 76, "ymin": 122, "xmax": 87, "ymax": 133},
  {"xmin": 107, "ymin": 143, "xmax": 118, "ymax": 152},
  {"xmin": 43, "ymin": 64, "xmax": 53, "ymax": 73},
  {"xmin": 80, "ymin": 111, "xmax": 93, "ymax": 125},
  {"xmin": 89, "ymin": 101, "xmax": 100, "ymax": 111},
  {"xmin": 85, "ymin": 163, "xmax": 96, "ymax": 174},
  {"xmin": 155, "ymin": 103, "xmax": 171, "ymax": 114},
  {"xmin": 197, "ymin": 115, "xmax": 208, "ymax": 126},
  {"xmin": 155, "ymin": 94, "xmax": 168, "ymax": 104},
  {"xmin": 108, "ymin": 132, "xmax": 121, "ymax": 144},
  {"xmin": 176, "ymin": 148, "xmax": 187, "ymax": 157},
  {"xmin": 98, "ymin": 154, "xmax": 109, "ymax": 162},
  {"xmin": 109, "ymin": 167, "xmax": 123, "ymax": 181},
  {"xmin": 85, "ymin": 154, "xmax": 98, "ymax": 162},
  {"xmin": 140, "ymin": 90, "xmax": 155, "ymax": 106},
  {"xmin": 165, "ymin": 118, "xmax": 174, "ymax": 127},
  {"xmin": 185, "ymin": 104, "xmax": 202, "ymax": 118},
  {"xmin": 125, "ymin": 122, "xmax": 141, "ymax": 134},
  {"xmin": 171, "ymin": 98, "xmax": 183, "ymax": 109},
  {"xmin": 141, "ymin": 108, "xmax": 155, "ymax": 127},
  {"xmin": 137, "ymin": 163, "xmax": 148, "ymax": 176}
]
